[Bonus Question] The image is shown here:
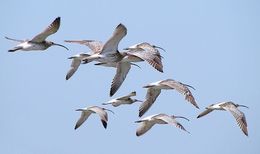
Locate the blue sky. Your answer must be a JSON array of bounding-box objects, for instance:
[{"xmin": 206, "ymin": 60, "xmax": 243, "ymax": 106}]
[{"xmin": 1, "ymin": 0, "xmax": 259, "ymax": 153}]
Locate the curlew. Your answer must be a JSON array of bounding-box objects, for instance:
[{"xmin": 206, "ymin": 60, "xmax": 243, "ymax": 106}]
[
  {"xmin": 64, "ymin": 40, "xmax": 103, "ymax": 64},
  {"xmin": 109, "ymin": 42, "xmax": 165, "ymax": 96},
  {"xmin": 5, "ymin": 17, "xmax": 68, "ymax": 52},
  {"xmin": 123, "ymin": 42, "xmax": 165, "ymax": 73},
  {"xmin": 197, "ymin": 101, "xmax": 249, "ymax": 136},
  {"xmin": 135, "ymin": 113, "xmax": 190, "ymax": 136},
  {"xmin": 139, "ymin": 79, "xmax": 199, "ymax": 117},
  {"xmin": 65, "ymin": 53, "xmax": 92, "ymax": 80},
  {"xmin": 102, "ymin": 91, "xmax": 142, "ymax": 107},
  {"xmin": 74, "ymin": 106, "xmax": 114, "ymax": 130},
  {"xmin": 77, "ymin": 23, "xmax": 127, "ymax": 63}
]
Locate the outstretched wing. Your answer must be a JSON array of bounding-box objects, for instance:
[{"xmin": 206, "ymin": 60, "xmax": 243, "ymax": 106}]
[
  {"xmin": 139, "ymin": 88, "xmax": 161, "ymax": 117},
  {"xmin": 155, "ymin": 114, "xmax": 190, "ymax": 133},
  {"xmin": 126, "ymin": 43, "xmax": 163, "ymax": 72},
  {"xmin": 100, "ymin": 23, "xmax": 127, "ymax": 54},
  {"xmin": 117, "ymin": 91, "xmax": 136, "ymax": 100},
  {"xmin": 135, "ymin": 121, "xmax": 155, "ymax": 136},
  {"xmin": 161, "ymin": 79, "xmax": 199, "ymax": 109},
  {"xmin": 110, "ymin": 62, "xmax": 131, "ymax": 97},
  {"xmin": 64, "ymin": 40, "xmax": 103, "ymax": 53},
  {"xmin": 89, "ymin": 106, "xmax": 108, "ymax": 129},
  {"xmin": 31, "ymin": 17, "xmax": 61, "ymax": 42},
  {"xmin": 75, "ymin": 111, "xmax": 91, "ymax": 130},
  {"xmin": 66, "ymin": 58, "xmax": 81, "ymax": 80},
  {"xmin": 197, "ymin": 108, "xmax": 214, "ymax": 118},
  {"xmin": 223, "ymin": 104, "xmax": 248, "ymax": 136}
]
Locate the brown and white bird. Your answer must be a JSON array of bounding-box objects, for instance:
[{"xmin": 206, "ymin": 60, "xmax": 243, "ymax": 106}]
[
  {"xmin": 5, "ymin": 17, "xmax": 68, "ymax": 52},
  {"xmin": 123, "ymin": 42, "xmax": 165, "ymax": 73},
  {"xmin": 64, "ymin": 40, "xmax": 103, "ymax": 64},
  {"xmin": 102, "ymin": 91, "xmax": 142, "ymax": 107},
  {"xmin": 65, "ymin": 52, "xmax": 140, "ymax": 80},
  {"xmin": 139, "ymin": 79, "xmax": 199, "ymax": 117},
  {"xmin": 109, "ymin": 42, "xmax": 165, "ymax": 96},
  {"xmin": 197, "ymin": 101, "xmax": 249, "ymax": 136},
  {"xmin": 65, "ymin": 53, "xmax": 92, "ymax": 80},
  {"xmin": 74, "ymin": 106, "xmax": 114, "ymax": 130},
  {"xmin": 78, "ymin": 23, "xmax": 127, "ymax": 63},
  {"xmin": 135, "ymin": 113, "xmax": 190, "ymax": 136}
]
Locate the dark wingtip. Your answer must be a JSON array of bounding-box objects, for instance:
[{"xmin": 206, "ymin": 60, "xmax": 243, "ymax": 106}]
[
  {"xmin": 243, "ymin": 130, "xmax": 248, "ymax": 136},
  {"xmin": 110, "ymin": 87, "xmax": 116, "ymax": 97},
  {"xmin": 136, "ymin": 132, "xmax": 140, "ymax": 136},
  {"xmin": 101, "ymin": 120, "xmax": 107, "ymax": 129},
  {"xmin": 139, "ymin": 111, "xmax": 144, "ymax": 117},
  {"xmin": 109, "ymin": 91, "xmax": 113, "ymax": 97},
  {"xmin": 65, "ymin": 75, "xmax": 70, "ymax": 80},
  {"xmin": 56, "ymin": 17, "xmax": 61, "ymax": 21},
  {"xmin": 74, "ymin": 125, "xmax": 79, "ymax": 130}
]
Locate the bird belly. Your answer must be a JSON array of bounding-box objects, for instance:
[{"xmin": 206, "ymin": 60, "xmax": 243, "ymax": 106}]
[
  {"xmin": 20, "ymin": 42, "xmax": 46, "ymax": 51},
  {"xmin": 157, "ymin": 85, "xmax": 172, "ymax": 90},
  {"xmin": 155, "ymin": 119, "xmax": 167, "ymax": 125}
]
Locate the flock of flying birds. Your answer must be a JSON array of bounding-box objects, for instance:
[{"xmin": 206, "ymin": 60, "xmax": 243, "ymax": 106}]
[{"xmin": 5, "ymin": 17, "xmax": 249, "ymax": 136}]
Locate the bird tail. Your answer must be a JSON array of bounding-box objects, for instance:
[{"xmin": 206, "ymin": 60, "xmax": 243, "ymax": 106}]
[
  {"xmin": 102, "ymin": 102, "xmax": 113, "ymax": 105},
  {"xmin": 5, "ymin": 36, "xmax": 24, "ymax": 42},
  {"xmin": 8, "ymin": 47, "xmax": 23, "ymax": 52}
]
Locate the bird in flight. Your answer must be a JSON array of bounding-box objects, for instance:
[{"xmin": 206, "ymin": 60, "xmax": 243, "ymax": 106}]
[
  {"xmin": 197, "ymin": 101, "xmax": 249, "ymax": 136},
  {"xmin": 135, "ymin": 113, "xmax": 190, "ymax": 136},
  {"xmin": 74, "ymin": 106, "xmax": 114, "ymax": 130},
  {"xmin": 5, "ymin": 17, "xmax": 68, "ymax": 52},
  {"xmin": 102, "ymin": 91, "xmax": 142, "ymax": 107},
  {"xmin": 109, "ymin": 42, "xmax": 165, "ymax": 96},
  {"xmin": 139, "ymin": 79, "xmax": 199, "ymax": 117}
]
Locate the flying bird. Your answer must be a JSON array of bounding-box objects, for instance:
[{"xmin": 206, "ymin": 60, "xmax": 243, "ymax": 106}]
[
  {"xmin": 74, "ymin": 106, "xmax": 114, "ymax": 130},
  {"xmin": 109, "ymin": 42, "xmax": 165, "ymax": 96},
  {"xmin": 139, "ymin": 79, "xmax": 199, "ymax": 117},
  {"xmin": 64, "ymin": 40, "xmax": 103, "ymax": 64},
  {"xmin": 135, "ymin": 113, "xmax": 190, "ymax": 136},
  {"xmin": 65, "ymin": 53, "xmax": 92, "ymax": 80},
  {"xmin": 123, "ymin": 42, "xmax": 165, "ymax": 73},
  {"xmin": 65, "ymin": 52, "xmax": 140, "ymax": 80},
  {"xmin": 78, "ymin": 23, "xmax": 127, "ymax": 63},
  {"xmin": 5, "ymin": 17, "xmax": 68, "ymax": 52},
  {"xmin": 197, "ymin": 101, "xmax": 249, "ymax": 136},
  {"xmin": 102, "ymin": 91, "xmax": 142, "ymax": 107}
]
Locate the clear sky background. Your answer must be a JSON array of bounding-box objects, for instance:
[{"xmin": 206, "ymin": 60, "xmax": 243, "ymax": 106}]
[{"xmin": 0, "ymin": 0, "xmax": 259, "ymax": 153}]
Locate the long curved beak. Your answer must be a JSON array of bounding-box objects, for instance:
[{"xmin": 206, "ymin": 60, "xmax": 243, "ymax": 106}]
[
  {"xmin": 238, "ymin": 104, "xmax": 249, "ymax": 109},
  {"xmin": 174, "ymin": 116, "xmax": 190, "ymax": 121},
  {"xmin": 104, "ymin": 108, "xmax": 115, "ymax": 114},
  {"xmin": 183, "ymin": 83, "xmax": 196, "ymax": 90},
  {"xmin": 130, "ymin": 63, "xmax": 141, "ymax": 68},
  {"xmin": 53, "ymin": 43, "xmax": 69, "ymax": 50},
  {"xmin": 75, "ymin": 109, "xmax": 84, "ymax": 111},
  {"xmin": 153, "ymin": 45, "xmax": 166, "ymax": 52}
]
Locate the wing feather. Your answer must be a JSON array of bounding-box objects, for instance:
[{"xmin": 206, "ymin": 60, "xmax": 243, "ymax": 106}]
[{"xmin": 31, "ymin": 17, "xmax": 61, "ymax": 42}]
